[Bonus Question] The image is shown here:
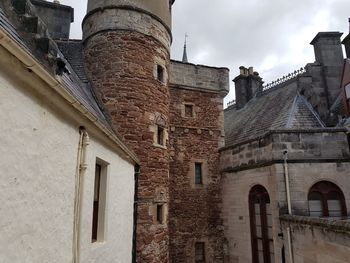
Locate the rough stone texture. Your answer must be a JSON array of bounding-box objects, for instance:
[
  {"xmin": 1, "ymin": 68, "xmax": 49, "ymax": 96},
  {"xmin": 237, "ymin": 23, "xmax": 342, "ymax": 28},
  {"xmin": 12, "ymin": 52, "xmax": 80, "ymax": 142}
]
[
  {"xmin": 84, "ymin": 29, "xmax": 170, "ymax": 262},
  {"xmin": 168, "ymin": 79, "xmax": 228, "ymax": 262},
  {"xmin": 83, "ymin": 8, "xmax": 171, "ymax": 50},
  {"xmin": 220, "ymin": 130, "xmax": 350, "ymax": 172},
  {"xmin": 86, "ymin": 0, "xmax": 173, "ymax": 28},
  {"xmin": 280, "ymin": 216, "xmax": 350, "ymax": 263}
]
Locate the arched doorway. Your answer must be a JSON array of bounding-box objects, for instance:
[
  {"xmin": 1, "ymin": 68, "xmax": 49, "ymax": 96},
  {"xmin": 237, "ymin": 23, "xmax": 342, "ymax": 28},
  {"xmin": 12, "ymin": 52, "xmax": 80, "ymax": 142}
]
[{"xmin": 249, "ymin": 185, "xmax": 274, "ymax": 263}]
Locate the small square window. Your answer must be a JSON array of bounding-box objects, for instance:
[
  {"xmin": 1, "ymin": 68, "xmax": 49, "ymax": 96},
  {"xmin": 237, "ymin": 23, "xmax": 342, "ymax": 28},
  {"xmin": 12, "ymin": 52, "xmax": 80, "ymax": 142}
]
[
  {"xmin": 195, "ymin": 163, "xmax": 202, "ymax": 185},
  {"xmin": 185, "ymin": 104, "xmax": 194, "ymax": 118},
  {"xmin": 157, "ymin": 65, "xmax": 164, "ymax": 82},
  {"xmin": 157, "ymin": 126, "xmax": 164, "ymax": 145},
  {"xmin": 156, "ymin": 204, "xmax": 164, "ymax": 224},
  {"xmin": 195, "ymin": 242, "xmax": 205, "ymax": 262}
]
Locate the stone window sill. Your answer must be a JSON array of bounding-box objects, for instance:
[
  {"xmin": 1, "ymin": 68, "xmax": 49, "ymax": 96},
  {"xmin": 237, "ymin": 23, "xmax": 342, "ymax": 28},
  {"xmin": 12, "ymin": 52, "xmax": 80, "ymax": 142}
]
[{"xmin": 153, "ymin": 143, "xmax": 167, "ymax": 150}]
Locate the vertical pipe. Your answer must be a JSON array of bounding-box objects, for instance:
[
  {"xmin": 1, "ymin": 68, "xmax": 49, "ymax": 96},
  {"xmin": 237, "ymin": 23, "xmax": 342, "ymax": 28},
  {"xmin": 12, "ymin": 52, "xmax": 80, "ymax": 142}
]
[
  {"xmin": 73, "ymin": 127, "xmax": 89, "ymax": 263},
  {"xmin": 283, "ymin": 151, "xmax": 294, "ymax": 263}
]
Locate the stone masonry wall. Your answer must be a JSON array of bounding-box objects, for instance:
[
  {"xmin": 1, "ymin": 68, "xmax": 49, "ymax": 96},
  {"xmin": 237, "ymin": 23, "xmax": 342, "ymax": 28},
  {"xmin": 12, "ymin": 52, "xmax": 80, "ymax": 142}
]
[
  {"xmin": 221, "ymin": 129, "xmax": 350, "ymax": 263},
  {"xmin": 84, "ymin": 30, "xmax": 170, "ymax": 263},
  {"xmin": 169, "ymin": 84, "xmax": 227, "ymax": 262},
  {"xmin": 220, "ymin": 129, "xmax": 349, "ymax": 172},
  {"xmin": 280, "ymin": 216, "xmax": 350, "ymax": 263},
  {"xmin": 170, "ymin": 61, "xmax": 229, "ymax": 94}
]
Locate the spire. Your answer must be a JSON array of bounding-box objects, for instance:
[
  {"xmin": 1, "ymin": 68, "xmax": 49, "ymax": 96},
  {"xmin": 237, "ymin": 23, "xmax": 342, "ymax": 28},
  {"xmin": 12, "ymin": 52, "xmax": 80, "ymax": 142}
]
[{"xmin": 182, "ymin": 33, "xmax": 188, "ymax": 63}]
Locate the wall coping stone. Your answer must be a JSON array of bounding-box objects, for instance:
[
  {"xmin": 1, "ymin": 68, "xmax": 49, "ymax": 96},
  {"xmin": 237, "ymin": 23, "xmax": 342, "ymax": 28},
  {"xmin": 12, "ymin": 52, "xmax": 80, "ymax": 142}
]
[{"xmin": 280, "ymin": 215, "xmax": 350, "ymax": 234}]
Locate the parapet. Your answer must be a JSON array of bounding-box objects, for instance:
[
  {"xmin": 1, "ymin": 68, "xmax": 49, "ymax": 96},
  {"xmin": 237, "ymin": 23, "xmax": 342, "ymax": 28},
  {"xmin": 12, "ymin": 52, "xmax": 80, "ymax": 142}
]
[
  {"xmin": 169, "ymin": 60, "xmax": 230, "ymax": 95},
  {"xmin": 86, "ymin": 0, "xmax": 174, "ymax": 29}
]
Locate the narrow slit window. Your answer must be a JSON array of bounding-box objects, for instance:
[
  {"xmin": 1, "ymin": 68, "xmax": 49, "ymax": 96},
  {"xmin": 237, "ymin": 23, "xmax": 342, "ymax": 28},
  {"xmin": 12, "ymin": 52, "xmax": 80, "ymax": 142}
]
[
  {"xmin": 195, "ymin": 163, "xmax": 202, "ymax": 185},
  {"xmin": 157, "ymin": 65, "xmax": 164, "ymax": 82},
  {"xmin": 195, "ymin": 242, "xmax": 205, "ymax": 262},
  {"xmin": 92, "ymin": 164, "xmax": 101, "ymax": 242},
  {"xmin": 91, "ymin": 161, "xmax": 108, "ymax": 243},
  {"xmin": 157, "ymin": 126, "xmax": 164, "ymax": 145},
  {"xmin": 156, "ymin": 204, "xmax": 163, "ymax": 224}
]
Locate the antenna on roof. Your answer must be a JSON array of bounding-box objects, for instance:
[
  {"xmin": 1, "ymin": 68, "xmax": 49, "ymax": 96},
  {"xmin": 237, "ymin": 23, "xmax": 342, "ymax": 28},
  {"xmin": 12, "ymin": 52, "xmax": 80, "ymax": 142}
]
[
  {"xmin": 348, "ymin": 17, "xmax": 350, "ymax": 33},
  {"xmin": 182, "ymin": 33, "xmax": 188, "ymax": 63}
]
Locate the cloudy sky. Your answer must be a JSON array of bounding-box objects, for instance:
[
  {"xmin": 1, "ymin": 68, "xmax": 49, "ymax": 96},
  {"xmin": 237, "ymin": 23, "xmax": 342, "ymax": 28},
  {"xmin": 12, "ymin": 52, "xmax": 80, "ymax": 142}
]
[{"xmin": 59, "ymin": 0, "xmax": 350, "ymax": 106}]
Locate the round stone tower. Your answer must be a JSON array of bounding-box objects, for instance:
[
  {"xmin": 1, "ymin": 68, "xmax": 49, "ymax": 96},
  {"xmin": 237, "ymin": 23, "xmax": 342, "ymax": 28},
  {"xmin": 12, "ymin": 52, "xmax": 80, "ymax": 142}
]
[{"xmin": 82, "ymin": 1, "xmax": 174, "ymax": 262}]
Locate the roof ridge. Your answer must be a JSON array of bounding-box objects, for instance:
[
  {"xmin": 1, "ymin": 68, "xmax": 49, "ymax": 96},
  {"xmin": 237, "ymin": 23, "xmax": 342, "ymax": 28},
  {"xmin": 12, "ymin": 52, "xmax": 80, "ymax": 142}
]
[
  {"xmin": 286, "ymin": 95, "xmax": 299, "ymax": 128},
  {"xmin": 297, "ymin": 93, "xmax": 326, "ymax": 127}
]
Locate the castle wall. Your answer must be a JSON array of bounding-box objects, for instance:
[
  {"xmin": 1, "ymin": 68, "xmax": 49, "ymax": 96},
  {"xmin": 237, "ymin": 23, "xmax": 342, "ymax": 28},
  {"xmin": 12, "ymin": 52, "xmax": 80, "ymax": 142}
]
[
  {"xmin": 86, "ymin": 0, "xmax": 173, "ymax": 28},
  {"xmin": 0, "ymin": 45, "xmax": 135, "ymax": 263},
  {"xmin": 168, "ymin": 62, "xmax": 228, "ymax": 262},
  {"xmin": 82, "ymin": 2, "xmax": 173, "ymax": 261},
  {"xmin": 280, "ymin": 216, "xmax": 350, "ymax": 263},
  {"xmin": 170, "ymin": 60, "xmax": 229, "ymax": 94},
  {"xmin": 222, "ymin": 165, "xmax": 282, "ymax": 263},
  {"xmin": 221, "ymin": 130, "xmax": 350, "ymax": 262}
]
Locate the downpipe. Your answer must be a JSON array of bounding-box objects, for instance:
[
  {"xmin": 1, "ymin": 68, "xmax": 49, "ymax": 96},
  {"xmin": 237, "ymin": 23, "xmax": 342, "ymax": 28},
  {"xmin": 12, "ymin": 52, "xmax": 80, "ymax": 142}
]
[
  {"xmin": 283, "ymin": 151, "xmax": 294, "ymax": 263},
  {"xmin": 73, "ymin": 127, "xmax": 90, "ymax": 263}
]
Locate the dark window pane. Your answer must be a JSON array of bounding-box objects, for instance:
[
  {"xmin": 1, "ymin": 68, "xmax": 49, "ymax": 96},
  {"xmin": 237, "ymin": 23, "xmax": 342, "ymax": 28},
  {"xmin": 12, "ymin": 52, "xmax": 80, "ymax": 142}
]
[
  {"xmin": 157, "ymin": 204, "xmax": 163, "ymax": 224},
  {"xmin": 157, "ymin": 65, "xmax": 164, "ymax": 82},
  {"xmin": 195, "ymin": 242, "xmax": 205, "ymax": 262},
  {"xmin": 195, "ymin": 163, "xmax": 202, "ymax": 185},
  {"xmin": 185, "ymin": 105, "xmax": 193, "ymax": 117},
  {"xmin": 92, "ymin": 164, "xmax": 101, "ymax": 242},
  {"xmin": 157, "ymin": 126, "xmax": 164, "ymax": 145}
]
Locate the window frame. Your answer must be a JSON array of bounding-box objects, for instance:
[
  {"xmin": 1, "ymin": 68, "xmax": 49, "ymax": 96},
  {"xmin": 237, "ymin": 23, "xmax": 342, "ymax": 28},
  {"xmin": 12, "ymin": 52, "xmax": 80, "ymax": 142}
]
[
  {"xmin": 308, "ymin": 181, "xmax": 347, "ymax": 218},
  {"xmin": 249, "ymin": 185, "xmax": 274, "ymax": 263},
  {"xmin": 195, "ymin": 162, "xmax": 203, "ymax": 185},
  {"xmin": 91, "ymin": 159, "xmax": 109, "ymax": 243}
]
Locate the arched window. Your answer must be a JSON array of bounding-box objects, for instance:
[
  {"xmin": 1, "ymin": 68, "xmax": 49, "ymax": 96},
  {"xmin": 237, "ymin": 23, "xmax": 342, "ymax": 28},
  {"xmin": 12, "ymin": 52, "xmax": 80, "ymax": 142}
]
[
  {"xmin": 249, "ymin": 185, "xmax": 274, "ymax": 263},
  {"xmin": 308, "ymin": 181, "xmax": 347, "ymax": 218}
]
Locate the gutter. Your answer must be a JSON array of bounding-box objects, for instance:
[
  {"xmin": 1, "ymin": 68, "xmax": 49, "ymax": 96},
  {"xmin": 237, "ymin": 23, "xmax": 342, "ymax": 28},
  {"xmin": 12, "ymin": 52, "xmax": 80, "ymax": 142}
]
[{"xmin": 0, "ymin": 27, "xmax": 139, "ymax": 165}]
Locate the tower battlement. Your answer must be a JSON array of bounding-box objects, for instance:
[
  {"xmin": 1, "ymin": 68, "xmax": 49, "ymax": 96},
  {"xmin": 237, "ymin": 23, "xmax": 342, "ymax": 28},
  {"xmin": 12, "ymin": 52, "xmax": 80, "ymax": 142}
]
[
  {"xmin": 170, "ymin": 60, "xmax": 230, "ymax": 96},
  {"xmin": 82, "ymin": 0, "xmax": 174, "ymax": 48}
]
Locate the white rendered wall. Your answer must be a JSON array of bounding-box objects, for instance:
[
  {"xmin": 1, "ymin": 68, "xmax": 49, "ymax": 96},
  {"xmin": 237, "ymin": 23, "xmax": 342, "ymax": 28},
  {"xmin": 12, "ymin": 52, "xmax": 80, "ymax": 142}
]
[{"xmin": 0, "ymin": 46, "xmax": 134, "ymax": 263}]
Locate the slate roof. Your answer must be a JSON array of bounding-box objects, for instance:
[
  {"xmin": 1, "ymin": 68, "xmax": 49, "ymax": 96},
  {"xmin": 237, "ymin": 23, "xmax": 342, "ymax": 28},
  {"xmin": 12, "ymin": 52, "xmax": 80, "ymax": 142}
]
[
  {"xmin": 0, "ymin": 4, "xmax": 112, "ymax": 131},
  {"xmin": 224, "ymin": 81, "xmax": 325, "ymax": 147},
  {"xmin": 56, "ymin": 40, "xmax": 89, "ymax": 83}
]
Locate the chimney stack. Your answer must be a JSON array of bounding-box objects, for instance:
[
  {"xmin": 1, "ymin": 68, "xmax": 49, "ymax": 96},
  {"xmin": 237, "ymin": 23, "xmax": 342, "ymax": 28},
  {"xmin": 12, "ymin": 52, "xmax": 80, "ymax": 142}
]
[{"xmin": 234, "ymin": 66, "xmax": 263, "ymax": 109}]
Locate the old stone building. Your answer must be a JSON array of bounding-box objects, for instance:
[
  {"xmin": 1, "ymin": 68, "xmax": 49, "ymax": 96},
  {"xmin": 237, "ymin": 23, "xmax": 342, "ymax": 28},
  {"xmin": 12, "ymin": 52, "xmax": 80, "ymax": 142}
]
[
  {"xmin": 1, "ymin": 0, "xmax": 350, "ymax": 263},
  {"xmin": 0, "ymin": 0, "xmax": 138, "ymax": 262},
  {"xmin": 222, "ymin": 32, "xmax": 350, "ymax": 262}
]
